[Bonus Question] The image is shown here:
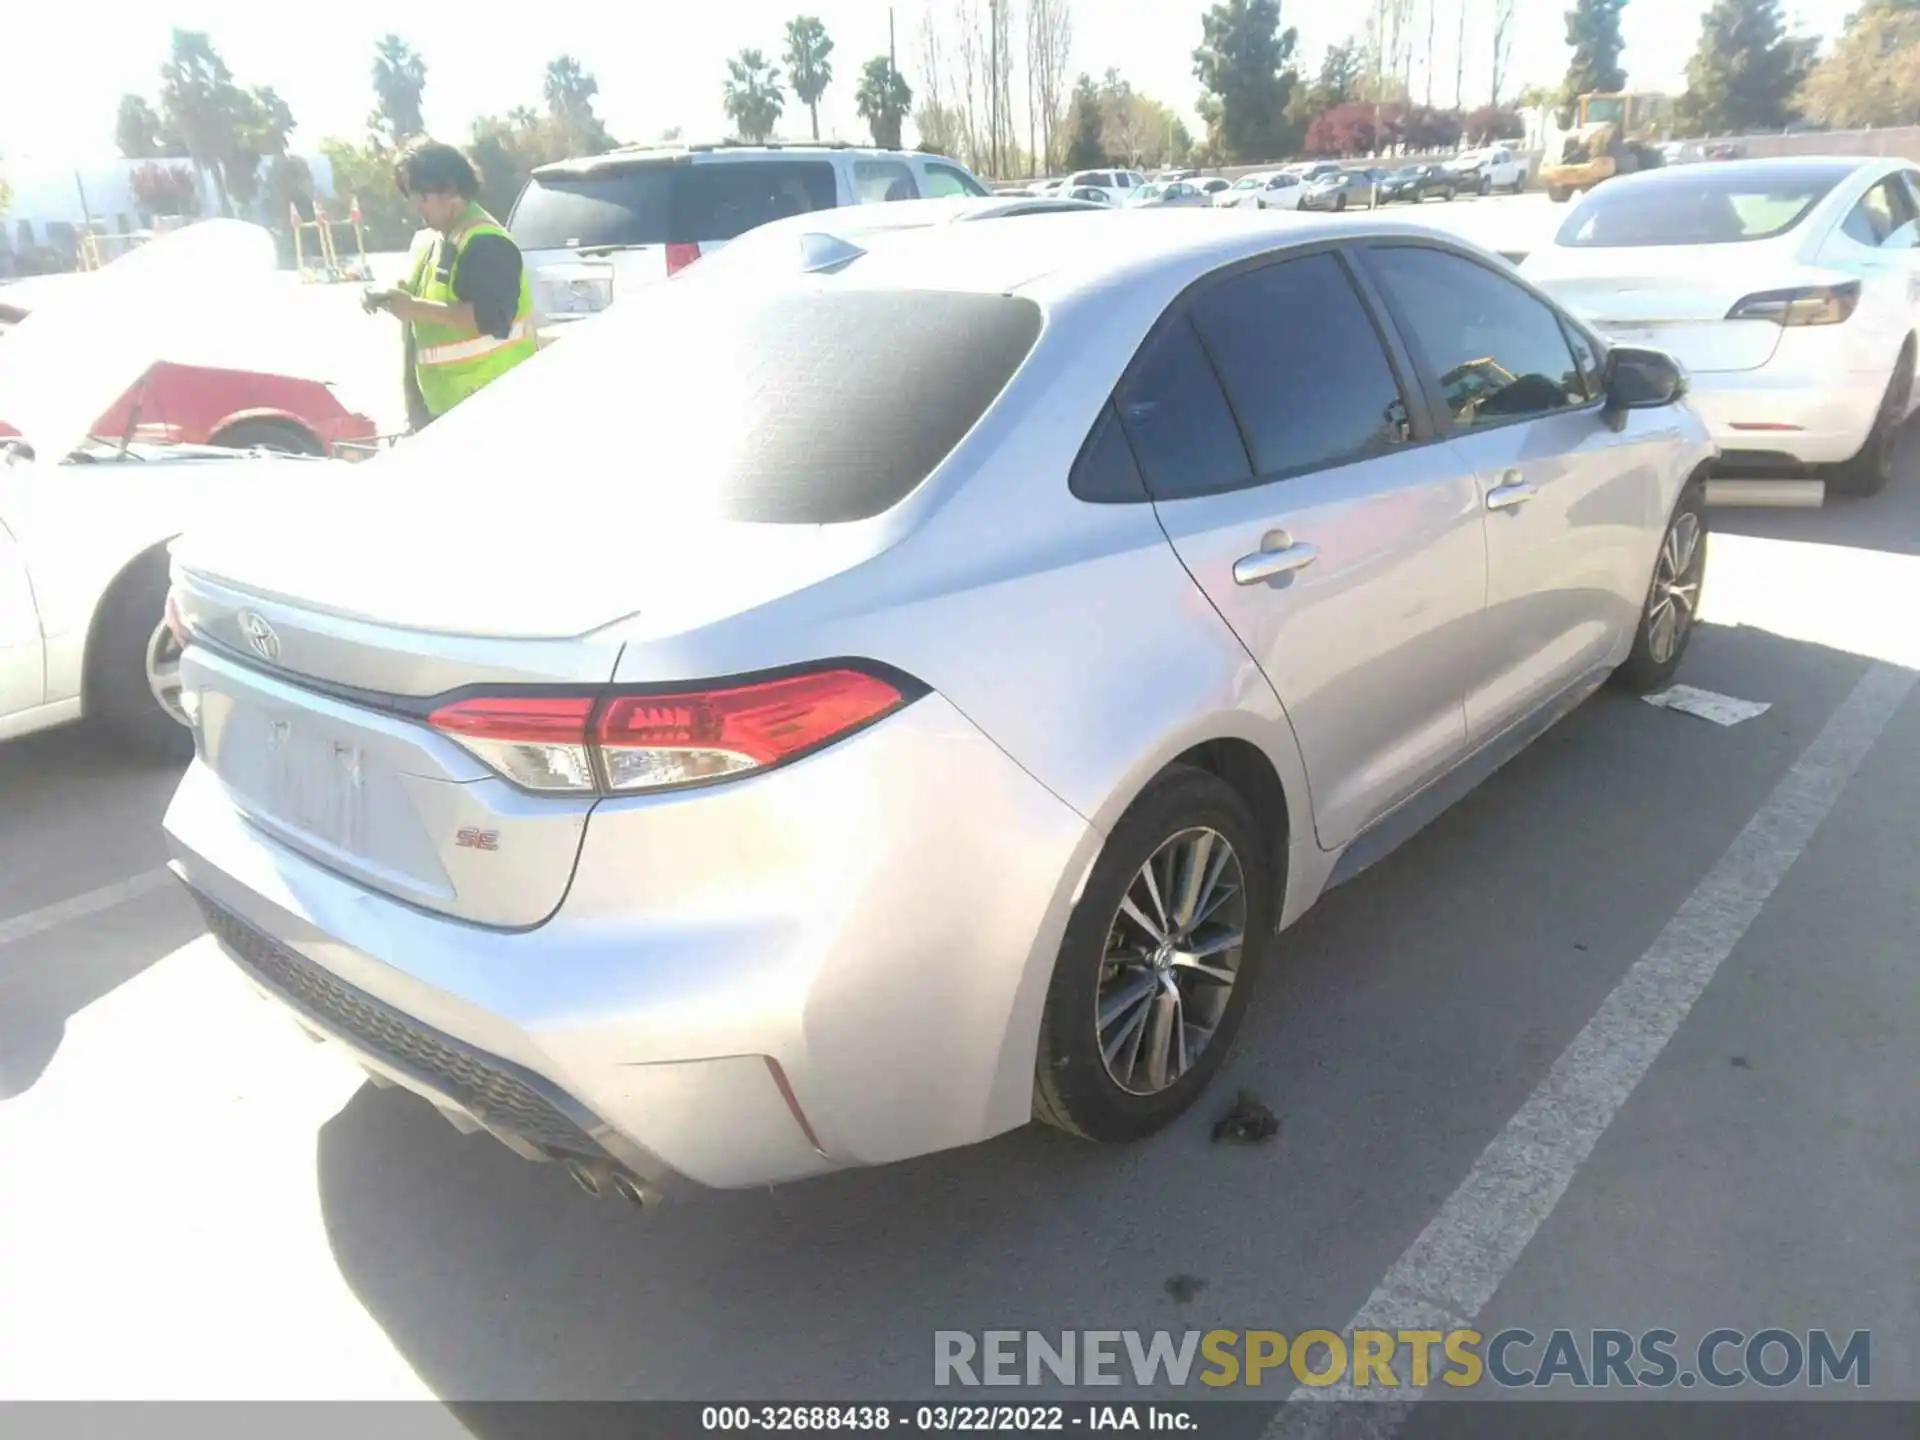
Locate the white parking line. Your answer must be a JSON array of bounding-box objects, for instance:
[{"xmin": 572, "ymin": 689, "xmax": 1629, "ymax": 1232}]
[
  {"xmin": 0, "ymin": 868, "xmax": 174, "ymax": 951},
  {"xmin": 1268, "ymin": 660, "xmax": 1917, "ymax": 1438}
]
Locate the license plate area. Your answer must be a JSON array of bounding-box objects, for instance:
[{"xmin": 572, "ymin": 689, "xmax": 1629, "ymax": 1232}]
[{"xmin": 264, "ymin": 715, "xmax": 367, "ymax": 852}]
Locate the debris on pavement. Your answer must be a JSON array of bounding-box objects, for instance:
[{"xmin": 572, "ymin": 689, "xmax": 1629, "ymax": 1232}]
[
  {"xmin": 1641, "ymin": 685, "xmax": 1773, "ymax": 727},
  {"xmin": 1164, "ymin": 1274, "xmax": 1207, "ymax": 1303},
  {"xmin": 1212, "ymin": 1090, "xmax": 1280, "ymax": 1145}
]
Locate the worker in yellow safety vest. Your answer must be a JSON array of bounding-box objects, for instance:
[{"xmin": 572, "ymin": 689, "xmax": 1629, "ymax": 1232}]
[{"xmin": 360, "ymin": 140, "xmax": 537, "ymax": 430}]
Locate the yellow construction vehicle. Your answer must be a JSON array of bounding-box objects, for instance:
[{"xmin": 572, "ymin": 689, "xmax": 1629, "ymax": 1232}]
[{"xmin": 1541, "ymin": 92, "xmax": 1674, "ymax": 202}]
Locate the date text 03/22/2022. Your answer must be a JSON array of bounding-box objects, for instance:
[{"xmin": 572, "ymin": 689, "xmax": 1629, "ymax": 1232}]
[{"xmin": 701, "ymin": 1404, "xmax": 1196, "ymax": 1431}]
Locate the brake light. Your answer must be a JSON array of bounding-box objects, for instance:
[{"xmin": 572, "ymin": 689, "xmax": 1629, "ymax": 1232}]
[
  {"xmin": 427, "ymin": 667, "xmax": 914, "ymax": 795},
  {"xmin": 1726, "ymin": 282, "xmax": 1860, "ymax": 326},
  {"xmin": 665, "ymin": 242, "xmax": 703, "ymax": 277}
]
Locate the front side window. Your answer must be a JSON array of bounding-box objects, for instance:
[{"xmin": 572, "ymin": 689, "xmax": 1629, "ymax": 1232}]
[
  {"xmin": 854, "ymin": 159, "xmax": 920, "ymax": 203},
  {"xmin": 1112, "ymin": 315, "xmax": 1253, "ymax": 501},
  {"xmin": 1188, "ymin": 252, "xmax": 1411, "ymax": 479},
  {"xmin": 1369, "ymin": 246, "xmax": 1587, "ymax": 428},
  {"xmin": 925, "ymin": 163, "xmax": 989, "ymax": 198}
]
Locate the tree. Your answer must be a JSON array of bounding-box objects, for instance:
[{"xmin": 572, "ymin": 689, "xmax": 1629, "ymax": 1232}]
[
  {"xmin": 1463, "ymin": 104, "xmax": 1526, "ymax": 140},
  {"xmin": 1562, "ymin": 0, "xmax": 1629, "ymax": 121},
  {"xmin": 723, "ymin": 48, "xmax": 786, "ymax": 143},
  {"xmin": 915, "ymin": 102, "xmax": 966, "ymax": 155},
  {"xmin": 225, "ymin": 85, "xmax": 297, "ymax": 207},
  {"xmin": 116, "ymin": 94, "xmax": 174, "ymax": 159},
  {"xmin": 1491, "ymin": 0, "xmax": 1518, "ymax": 106},
  {"xmin": 1193, "ymin": 0, "xmax": 1301, "ymax": 164},
  {"xmin": 0, "ymin": 160, "xmax": 12, "ymax": 220},
  {"xmin": 1026, "ymin": 0, "xmax": 1074, "ymax": 172},
  {"xmin": 545, "ymin": 55, "xmax": 614, "ymax": 156},
  {"xmin": 1317, "ymin": 38, "xmax": 1364, "ymax": 104},
  {"xmin": 855, "ymin": 56, "xmax": 914, "ymax": 148},
  {"xmin": 157, "ymin": 28, "xmax": 241, "ymax": 215},
  {"xmin": 370, "ymin": 35, "xmax": 427, "ymax": 146},
  {"xmin": 784, "ymin": 16, "xmax": 835, "ymax": 141},
  {"xmin": 1305, "ymin": 100, "xmax": 1380, "ymax": 155},
  {"xmin": 1063, "ymin": 73, "xmax": 1107, "ymax": 168},
  {"xmin": 131, "ymin": 162, "xmax": 202, "ymax": 218},
  {"xmin": 1798, "ymin": 0, "xmax": 1920, "ymax": 129},
  {"xmin": 1675, "ymin": 0, "xmax": 1808, "ymax": 134}
]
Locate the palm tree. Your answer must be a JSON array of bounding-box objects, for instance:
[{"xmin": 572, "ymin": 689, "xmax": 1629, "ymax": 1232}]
[
  {"xmin": 783, "ymin": 16, "xmax": 835, "ymax": 141},
  {"xmin": 544, "ymin": 55, "xmax": 612, "ymax": 156},
  {"xmin": 158, "ymin": 28, "xmax": 238, "ymax": 215},
  {"xmin": 371, "ymin": 35, "xmax": 427, "ymax": 144},
  {"xmin": 723, "ymin": 49, "xmax": 786, "ymax": 143},
  {"xmin": 854, "ymin": 56, "xmax": 913, "ymax": 150}
]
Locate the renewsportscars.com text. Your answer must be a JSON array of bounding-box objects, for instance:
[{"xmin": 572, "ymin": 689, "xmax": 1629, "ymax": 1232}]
[{"xmin": 933, "ymin": 1328, "xmax": 1871, "ymax": 1391}]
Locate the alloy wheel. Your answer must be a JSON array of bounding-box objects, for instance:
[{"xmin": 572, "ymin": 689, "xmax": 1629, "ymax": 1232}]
[
  {"xmin": 145, "ymin": 620, "xmax": 189, "ymax": 728},
  {"xmin": 1095, "ymin": 827, "xmax": 1247, "ymax": 1095},
  {"xmin": 1646, "ymin": 511, "xmax": 1704, "ymax": 667}
]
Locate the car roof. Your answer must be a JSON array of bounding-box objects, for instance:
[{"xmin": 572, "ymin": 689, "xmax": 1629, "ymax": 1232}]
[
  {"xmin": 532, "ymin": 143, "xmax": 958, "ymax": 178},
  {"xmin": 1603, "ymin": 155, "xmax": 1898, "ymax": 191},
  {"xmin": 785, "ymin": 208, "xmax": 1496, "ymax": 301}
]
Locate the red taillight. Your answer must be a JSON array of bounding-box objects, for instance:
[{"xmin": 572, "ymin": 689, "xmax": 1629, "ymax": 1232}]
[
  {"xmin": 428, "ymin": 668, "xmax": 913, "ymax": 795},
  {"xmin": 664, "ymin": 242, "xmax": 703, "ymax": 277}
]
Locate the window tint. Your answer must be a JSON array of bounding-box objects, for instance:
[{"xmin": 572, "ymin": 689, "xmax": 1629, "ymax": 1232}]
[
  {"xmin": 509, "ymin": 161, "xmax": 838, "ymax": 249},
  {"xmin": 1113, "ymin": 315, "xmax": 1253, "ymax": 500},
  {"xmin": 925, "ymin": 163, "xmax": 989, "ymax": 198},
  {"xmin": 1559, "ymin": 318, "xmax": 1603, "ymax": 401},
  {"xmin": 855, "ymin": 159, "xmax": 919, "ymax": 203},
  {"xmin": 1188, "ymin": 253, "xmax": 1411, "ymax": 478},
  {"xmin": 397, "ymin": 288, "xmax": 1042, "ymax": 524},
  {"xmin": 1070, "ymin": 402, "xmax": 1150, "ymax": 503},
  {"xmin": 1370, "ymin": 246, "xmax": 1587, "ymax": 428},
  {"xmin": 1842, "ymin": 176, "xmax": 1920, "ymax": 248}
]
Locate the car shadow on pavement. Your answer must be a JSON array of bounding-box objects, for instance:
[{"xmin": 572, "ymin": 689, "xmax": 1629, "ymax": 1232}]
[
  {"xmin": 0, "ymin": 725, "xmax": 192, "ymax": 1099},
  {"xmin": 312, "ymin": 619, "xmax": 1905, "ymax": 1407}
]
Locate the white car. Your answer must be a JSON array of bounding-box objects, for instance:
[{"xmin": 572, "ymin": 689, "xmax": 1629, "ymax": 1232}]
[
  {"xmin": 1, "ymin": 221, "xmax": 330, "ymax": 751},
  {"xmin": 1449, "ymin": 147, "xmax": 1529, "ymax": 195},
  {"xmin": 509, "ymin": 143, "xmax": 994, "ymax": 338},
  {"xmin": 1064, "ymin": 168, "xmax": 1150, "ymax": 206},
  {"xmin": 1523, "ymin": 156, "xmax": 1920, "ymax": 497},
  {"xmin": 1216, "ymin": 171, "xmax": 1305, "ymax": 210}
]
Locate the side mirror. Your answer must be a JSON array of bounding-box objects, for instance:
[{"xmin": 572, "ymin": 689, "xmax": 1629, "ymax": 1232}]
[{"xmin": 1602, "ymin": 345, "xmax": 1687, "ymax": 429}]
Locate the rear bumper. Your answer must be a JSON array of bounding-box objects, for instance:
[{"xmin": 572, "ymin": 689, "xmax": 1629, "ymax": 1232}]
[
  {"xmin": 163, "ymin": 693, "xmax": 1095, "ymax": 1196},
  {"xmin": 1686, "ymin": 362, "xmax": 1886, "ymax": 467}
]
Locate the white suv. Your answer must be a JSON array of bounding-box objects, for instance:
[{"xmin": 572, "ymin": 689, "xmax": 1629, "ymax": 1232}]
[
  {"xmin": 1064, "ymin": 168, "xmax": 1149, "ymax": 206},
  {"xmin": 508, "ymin": 142, "xmax": 992, "ymax": 334}
]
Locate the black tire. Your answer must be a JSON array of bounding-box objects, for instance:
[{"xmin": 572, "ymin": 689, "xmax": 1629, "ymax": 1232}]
[
  {"xmin": 213, "ymin": 419, "xmax": 321, "ymax": 456},
  {"xmin": 1615, "ymin": 483, "xmax": 1708, "ymax": 695},
  {"xmin": 1033, "ymin": 766, "xmax": 1276, "ymax": 1143},
  {"xmin": 88, "ymin": 551, "xmax": 193, "ymax": 760},
  {"xmin": 1824, "ymin": 347, "xmax": 1913, "ymax": 499},
  {"xmin": 1333, "ymin": 193, "xmax": 1347, "ymax": 212},
  {"xmin": 1478, "ymin": 174, "xmax": 1492, "ymax": 196},
  {"xmin": 1443, "ymin": 186, "xmax": 1455, "ymax": 202}
]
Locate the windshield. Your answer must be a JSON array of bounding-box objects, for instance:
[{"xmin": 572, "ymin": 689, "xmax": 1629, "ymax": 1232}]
[
  {"xmin": 1233, "ymin": 178, "xmax": 1259, "ymax": 190},
  {"xmin": 510, "ymin": 161, "xmax": 839, "ymax": 250},
  {"xmin": 1583, "ymin": 96, "xmax": 1626, "ymax": 126},
  {"xmin": 389, "ymin": 281, "xmax": 1044, "ymax": 524},
  {"xmin": 1556, "ymin": 172, "xmax": 1840, "ymax": 247}
]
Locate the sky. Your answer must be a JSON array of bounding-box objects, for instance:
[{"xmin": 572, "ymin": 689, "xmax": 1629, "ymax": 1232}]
[{"xmin": 1, "ymin": 0, "xmax": 1862, "ymax": 175}]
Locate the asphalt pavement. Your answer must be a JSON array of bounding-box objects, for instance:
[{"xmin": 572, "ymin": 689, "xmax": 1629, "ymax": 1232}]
[{"xmin": 1, "ymin": 195, "xmax": 1916, "ymax": 1411}]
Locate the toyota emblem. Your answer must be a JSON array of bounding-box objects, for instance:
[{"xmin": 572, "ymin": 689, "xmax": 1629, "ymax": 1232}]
[{"xmin": 237, "ymin": 610, "xmax": 280, "ymax": 662}]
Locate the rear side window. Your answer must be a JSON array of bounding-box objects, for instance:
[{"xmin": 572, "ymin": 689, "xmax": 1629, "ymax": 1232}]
[
  {"xmin": 399, "ymin": 288, "xmax": 1041, "ymax": 523},
  {"xmin": 1188, "ymin": 253, "xmax": 1410, "ymax": 480},
  {"xmin": 1070, "ymin": 402, "xmax": 1149, "ymax": 503},
  {"xmin": 1842, "ymin": 176, "xmax": 1920, "ymax": 248},
  {"xmin": 1113, "ymin": 315, "xmax": 1253, "ymax": 500},
  {"xmin": 510, "ymin": 161, "xmax": 838, "ymax": 249},
  {"xmin": 1369, "ymin": 246, "xmax": 1587, "ymax": 428}
]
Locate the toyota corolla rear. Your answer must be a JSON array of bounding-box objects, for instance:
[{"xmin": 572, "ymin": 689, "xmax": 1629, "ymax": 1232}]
[
  {"xmin": 161, "ymin": 272, "xmax": 1101, "ymax": 1200},
  {"xmin": 1523, "ymin": 161, "xmax": 1902, "ymax": 467}
]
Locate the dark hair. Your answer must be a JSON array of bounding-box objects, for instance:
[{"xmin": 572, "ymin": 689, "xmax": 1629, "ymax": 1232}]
[{"xmin": 395, "ymin": 140, "xmax": 480, "ymax": 200}]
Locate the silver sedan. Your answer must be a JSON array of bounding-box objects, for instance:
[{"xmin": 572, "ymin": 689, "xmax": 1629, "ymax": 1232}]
[
  {"xmin": 1125, "ymin": 180, "xmax": 1214, "ymax": 209},
  {"xmin": 163, "ymin": 211, "xmax": 1713, "ymax": 1205}
]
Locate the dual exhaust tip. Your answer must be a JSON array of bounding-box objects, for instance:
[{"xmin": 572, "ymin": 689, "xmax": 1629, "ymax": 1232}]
[{"xmin": 564, "ymin": 1156, "xmax": 655, "ymax": 1209}]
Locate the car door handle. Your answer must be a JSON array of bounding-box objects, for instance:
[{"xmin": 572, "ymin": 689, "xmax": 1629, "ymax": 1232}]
[
  {"xmin": 1232, "ymin": 538, "xmax": 1319, "ymax": 585},
  {"xmin": 1486, "ymin": 471, "xmax": 1538, "ymax": 510}
]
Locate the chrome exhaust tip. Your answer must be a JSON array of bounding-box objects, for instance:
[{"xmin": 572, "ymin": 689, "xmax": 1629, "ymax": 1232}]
[
  {"xmin": 609, "ymin": 1172, "xmax": 654, "ymax": 1209},
  {"xmin": 564, "ymin": 1157, "xmax": 609, "ymax": 1197}
]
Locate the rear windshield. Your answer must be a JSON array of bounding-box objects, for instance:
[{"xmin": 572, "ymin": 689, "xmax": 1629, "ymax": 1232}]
[
  {"xmin": 510, "ymin": 160, "xmax": 839, "ymax": 250},
  {"xmin": 1555, "ymin": 172, "xmax": 1840, "ymax": 247},
  {"xmin": 394, "ymin": 287, "xmax": 1044, "ymax": 523}
]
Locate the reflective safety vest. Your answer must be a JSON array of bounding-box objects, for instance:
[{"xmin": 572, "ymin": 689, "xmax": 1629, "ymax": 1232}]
[{"xmin": 403, "ymin": 202, "xmax": 537, "ymax": 417}]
